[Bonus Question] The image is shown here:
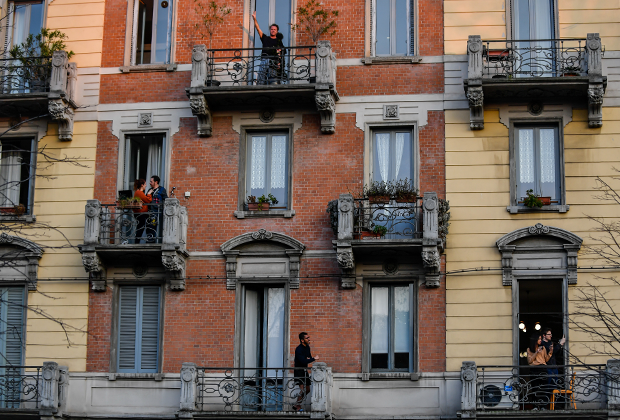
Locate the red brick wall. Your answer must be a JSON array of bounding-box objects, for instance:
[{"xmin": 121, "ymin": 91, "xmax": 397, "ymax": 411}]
[{"xmin": 87, "ymin": 287, "xmax": 113, "ymax": 371}]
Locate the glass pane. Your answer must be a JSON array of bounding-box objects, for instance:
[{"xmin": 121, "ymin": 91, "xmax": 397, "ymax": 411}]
[
  {"xmin": 513, "ymin": 0, "xmax": 530, "ymax": 40},
  {"xmin": 126, "ymin": 134, "xmax": 165, "ymax": 190},
  {"xmin": 371, "ymin": 287, "xmax": 389, "ymax": 368},
  {"xmin": 153, "ymin": 0, "xmax": 172, "ymax": 63},
  {"xmin": 394, "ymin": 132, "xmax": 412, "ymax": 180},
  {"xmin": 374, "ymin": 133, "xmax": 390, "ymax": 182},
  {"xmin": 539, "ymin": 128, "xmax": 558, "ymax": 200},
  {"xmin": 270, "ymin": 135, "xmax": 287, "ymax": 206},
  {"xmin": 250, "ymin": 136, "xmax": 267, "ymax": 195},
  {"xmin": 394, "ymin": 286, "xmax": 410, "ymax": 353},
  {"xmin": 28, "ymin": 2, "xmax": 43, "ymax": 38},
  {"xmin": 517, "ymin": 128, "xmax": 535, "ymax": 200},
  {"xmin": 136, "ymin": 0, "xmax": 154, "ymax": 64},
  {"xmin": 12, "ymin": 5, "xmax": 28, "ymax": 45},
  {"xmin": 254, "ymin": 0, "xmax": 269, "ymax": 48},
  {"xmin": 274, "ymin": 0, "xmax": 291, "ymax": 47},
  {"xmin": 394, "ymin": 0, "xmax": 407, "ymax": 55},
  {"xmin": 531, "ymin": 0, "xmax": 553, "ymax": 40},
  {"xmin": 266, "ymin": 288, "xmax": 285, "ymax": 373},
  {"xmin": 244, "ymin": 289, "xmax": 259, "ymax": 368},
  {"xmin": 375, "ymin": 0, "xmax": 390, "ymax": 55}
]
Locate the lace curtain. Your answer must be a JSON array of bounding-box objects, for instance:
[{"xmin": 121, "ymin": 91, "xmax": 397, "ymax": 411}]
[
  {"xmin": 250, "ymin": 136, "xmax": 266, "ymax": 189},
  {"xmin": 519, "ymin": 129, "xmax": 534, "ymax": 183},
  {"xmin": 270, "ymin": 136, "xmax": 287, "ymax": 189},
  {"xmin": 539, "ymin": 128, "xmax": 555, "ymax": 183},
  {"xmin": 0, "ymin": 151, "xmax": 21, "ymax": 206}
]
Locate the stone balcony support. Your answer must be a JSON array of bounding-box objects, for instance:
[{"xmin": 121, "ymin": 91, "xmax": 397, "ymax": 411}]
[
  {"xmin": 460, "ymin": 361, "xmax": 477, "ymax": 419},
  {"xmin": 422, "ymin": 192, "xmax": 441, "ymax": 288},
  {"xmin": 189, "ymin": 45, "xmax": 212, "ymax": 137},
  {"xmin": 465, "ymin": 33, "xmax": 606, "ymax": 130},
  {"xmin": 80, "ymin": 199, "xmax": 188, "ymax": 291},
  {"xmin": 311, "ymin": 362, "xmax": 332, "ymax": 419},
  {"xmin": 40, "ymin": 361, "xmax": 61, "ymax": 417},
  {"xmin": 179, "ymin": 362, "xmax": 198, "ymax": 418},
  {"xmin": 608, "ymin": 359, "xmax": 620, "ymax": 413},
  {"xmin": 48, "ymin": 51, "xmax": 77, "ymax": 141}
]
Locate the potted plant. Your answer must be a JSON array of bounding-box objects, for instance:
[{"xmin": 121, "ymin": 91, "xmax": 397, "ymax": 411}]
[
  {"xmin": 247, "ymin": 194, "xmax": 278, "ymax": 211},
  {"xmin": 364, "ymin": 180, "xmax": 393, "ymax": 204},
  {"xmin": 393, "ymin": 178, "xmax": 419, "ymax": 203},
  {"xmin": 0, "ymin": 204, "xmax": 26, "ymax": 215},
  {"xmin": 9, "ymin": 28, "xmax": 74, "ymax": 93},
  {"xmin": 522, "ymin": 189, "xmax": 550, "ymax": 208},
  {"xmin": 117, "ymin": 197, "xmax": 143, "ymax": 209},
  {"xmin": 194, "ymin": 0, "xmax": 231, "ymax": 87},
  {"xmin": 562, "ymin": 65, "xmax": 581, "ymax": 76}
]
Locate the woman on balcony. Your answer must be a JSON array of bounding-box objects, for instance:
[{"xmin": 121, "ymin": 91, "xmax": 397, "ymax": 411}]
[
  {"xmin": 527, "ymin": 333, "xmax": 552, "ymax": 409},
  {"xmin": 133, "ymin": 178, "xmax": 153, "ymax": 243}
]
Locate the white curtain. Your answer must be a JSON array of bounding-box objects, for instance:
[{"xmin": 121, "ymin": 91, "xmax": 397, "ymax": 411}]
[
  {"xmin": 376, "ymin": 133, "xmax": 390, "ymax": 181},
  {"xmin": 146, "ymin": 141, "xmax": 162, "ymax": 186},
  {"xmin": 531, "ymin": 0, "xmax": 553, "ymax": 40},
  {"xmin": 394, "ymin": 133, "xmax": 406, "ymax": 180},
  {"xmin": 518, "ymin": 129, "xmax": 534, "ymax": 183},
  {"xmin": 266, "ymin": 288, "xmax": 284, "ymax": 374},
  {"xmin": 251, "ymin": 136, "xmax": 266, "ymax": 189},
  {"xmin": 243, "ymin": 289, "xmax": 259, "ymax": 369},
  {"xmin": 371, "ymin": 287, "xmax": 389, "ymax": 354},
  {"xmin": 270, "ymin": 136, "xmax": 286, "ymax": 189},
  {"xmin": 0, "ymin": 151, "xmax": 21, "ymax": 207},
  {"xmin": 124, "ymin": 138, "xmax": 133, "ymax": 190},
  {"xmin": 394, "ymin": 286, "xmax": 410, "ymax": 353},
  {"xmin": 539, "ymin": 129, "xmax": 555, "ymax": 183}
]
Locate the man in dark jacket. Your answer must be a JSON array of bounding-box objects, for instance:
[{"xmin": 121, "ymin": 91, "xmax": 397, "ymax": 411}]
[
  {"xmin": 541, "ymin": 327, "xmax": 566, "ymax": 387},
  {"xmin": 252, "ymin": 11, "xmax": 285, "ymax": 84},
  {"xmin": 146, "ymin": 175, "xmax": 168, "ymax": 242},
  {"xmin": 293, "ymin": 332, "xmax": 319, "ymax": 412}
]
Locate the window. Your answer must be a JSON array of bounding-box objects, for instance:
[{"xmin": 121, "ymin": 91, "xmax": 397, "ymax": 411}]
[
  {"xmin": 511, "ymin": 0, "xmax": 555, "ymax": 76},
  {"xmin": 514, "ymin": 125, "xmax": 561, "ymax": 207},
  {"xmin": 117, "ymin": 285, "xmax": 161, "ymax": 373},
  {"xmin": 6, "ymin": 1, "xmax": 44, "ymax": 49},
  {"xmin": 253, "ymin": 0, "xmax": 291, "ymax": 48},
  {"xmin": 0, "ymin": 287, "xmax": 25, "ymax": 408},
  {"xmin": 370, "ymin": 284, "xmax": 414, "ymax": 372},
  {"xmin": 131, "ymin": 0, "xmax": 173, "ymax": 65},
  {"xmin": 123, "ymin": 133, "xmax": 165, "ymax": 191},
  {"xmin": 245, "ymin": 132, "xmax": 289, "ymax": 209},
  {"xmin": 0, "ymin": 138, "xmax": 35, "ymax": 213},
  {"xmin": 372, "ymin": 129, "xmax": 415, "ymax": 183},
  {"xmin": 373, "ymin": 0, "xmax": 414, "ymax": 56}
]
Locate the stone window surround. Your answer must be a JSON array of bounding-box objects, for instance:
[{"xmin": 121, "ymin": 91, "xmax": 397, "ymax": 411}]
[
  {"xmin": 0, "ymin": 234, "xmax": 43, "ymax": 291},
  {"xmin": 364, "ymin": 122, "xmax": 419, "ymax": 188},
  {"xmin": 122, "ymin": 0, "xmax": 179, "ymax": 67},
  {"xmin": 115, "ymin": 128, "xmax": 172, "ymax": 194},
  {"xmin": 109, "ymin": 280, "xmax": 166, "ymax": 374},
  {"xmin": 364, "ymin": 0, "xmax": 419, "ymax": 58},
  {"xmin": 507, "ymin": 117, "xmax": 568, "ymax": 214},
  {"xmin": 235, "ymin": 125, "xmax": 295, "ymax": 219},
  {"xmin": 361, "ymin": 276, "xmax": 420, "ymax": 381},
  {"xmin": 496, "ymin": 223, "xmax": 582, "ymax": 365}
]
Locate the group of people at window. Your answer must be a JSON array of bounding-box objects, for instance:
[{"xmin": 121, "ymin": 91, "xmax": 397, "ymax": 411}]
[{"xmin": 131, "ymin": 176, "xmax": 168, "ymax": 243}]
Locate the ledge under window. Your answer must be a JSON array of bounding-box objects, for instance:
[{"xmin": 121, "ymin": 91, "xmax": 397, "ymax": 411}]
[
  {"xmin": 361, "ymin": 56, "xmax": 422, "ymax": 65},
  {"xmin": 234, "ymin": 210, "xmax": 295, "ymax": 219},
  {"xmin": 359, "ymin": 372, "xmax": 420, "ymax": 381},
  {"xmin": 0, "ymin": 214, "xmax": 36, "ymax": 223},
  {"xmin": 507, "ymin": 205, "xmax": 570, "ymax": 214},
  {"xmin": 119, "ymin": 64, "xmax": 177, "ymax": 73}
]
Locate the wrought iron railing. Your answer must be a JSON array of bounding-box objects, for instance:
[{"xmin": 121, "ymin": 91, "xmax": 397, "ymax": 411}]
[
  {"xmin": 0, "ymin": 57, "xmax": 51, "ymax": 94},
  {"xmin": 206, "ymin": 46, "xmax": 315, "ymax": 86},
  {"xmin": 0, "ymin": 366, "xmax": 41, "ymax": 409},
  {"xmin": 352, "ymin": 198, "xmax": 422, "ymax": 239},
  {"xmin": 99, "ymin": 203, "xmax": 164, "ymax": 245},
  {"xmin": 476, "ymin": 364, "xmax": 608, "ymax": 411},
  {"xmin": 481, "ymin": 39, "xmax": 592, "ymax": 78},
  {"xmin": 196, "ymin": 367, "xmax": 316, "ymax": 412}
]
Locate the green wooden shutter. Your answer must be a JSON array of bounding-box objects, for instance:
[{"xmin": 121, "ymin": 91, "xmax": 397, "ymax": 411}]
[
  {"xmin": 118, "ymin": 286, "xmax": 160, "ymax": 372},
  {"xmin": 4, "ymin": 287, "xmax": 24, "ymax": 367}
]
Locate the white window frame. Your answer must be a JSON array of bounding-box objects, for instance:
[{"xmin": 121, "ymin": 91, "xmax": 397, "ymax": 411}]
[
  {"xmin": 2, "ymin": 0, "xmax": 46, "ymax": 55},
  {"xmin": 117, "ymin": 130, "xmax": 170, "ymax": 195},
  {"xmin": 370, "ymin": 0, "xmax": 416, "ymax": 57},
  {"xmin": 366, "ymin": 124, "xmax": 418, "ymax": 188},
  {"xmin": 0, "ymin": 137, "xmax": 37, "ymax": 215},
  {"xmin": 124, "ymin": 0, "xmax": 177, "ymax": 66}
]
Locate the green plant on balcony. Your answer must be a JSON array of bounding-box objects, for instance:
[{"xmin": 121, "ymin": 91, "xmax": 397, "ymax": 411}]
[
  {"xmin": 117, "ymin": 197, "xmax": 143, "ymax": 209},
  {"xmin": 247, "ymin": 194, "xmax": 278, "ymax": 211},
  {"xmin": 523, "ymin": 189, "xmax": 544, "ymax": 208},
  {"xmin": 9, "ymin": 28, "xmax": 74, "ymax": 92},
  {"xmin": 393, "ymin": 178, "xmax": 419, "ymax": 202},
  {"xmin": 372, "ymin": 225, "xmax": 387, "ymax": 237},
  {"xmin": 291, "ymin": 0, "xmax": 339, "ymax": 44},
  {"xmin": 363, "ymin": 180, "xmax": 393, "ymax": 204}
]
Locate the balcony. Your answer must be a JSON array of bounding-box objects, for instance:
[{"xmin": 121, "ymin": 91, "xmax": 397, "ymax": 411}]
[
  {"xmin": 179, "ymin": 363, "xmax": 332, "ymax": 418},
  {"xmin": 464, "ymin": 34, "xmax": 606, "ymax": 129},
  {"xmin": 0, "ymin": 362, "xmax": 68, "ymax": 419},
  {"xmin": 329, "ymin": 192, "xmax": 449, "ymax": 288},
  {"xmin": 79, "ymin": 198, "xmax": 189, "ymax": 291},
  {"xmin": 0, "ymin": 51, "xmax": 77, "ymax": 140},
  {"xmin": 187, "ymin": 41, "xmax": 339, "ymax": 136},
  {"xmin": 460, "ymin": 361, "xmax": 619, "ymax": 419}
]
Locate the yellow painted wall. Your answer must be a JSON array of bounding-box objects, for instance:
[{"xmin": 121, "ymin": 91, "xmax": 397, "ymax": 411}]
[
  {"xmin": 445, "ymin": 0, "xmax": 620, "ymax": 55},
  {"xmin": 47, "ymin": 0, "xmax": 105, "ymax": 67},
  {"xmin": 445, "ymin": 107, "xmax": 620, "ymax": 372}
]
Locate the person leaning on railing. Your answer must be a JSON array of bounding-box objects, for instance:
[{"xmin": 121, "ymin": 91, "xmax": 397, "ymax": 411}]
[
  {"xmin": 133, "ymin": 178, "xmax": 153, "ymax": 242},
  {"xmin": 252, "ymin": 11, "xmax": 285, "ymax": 84}
]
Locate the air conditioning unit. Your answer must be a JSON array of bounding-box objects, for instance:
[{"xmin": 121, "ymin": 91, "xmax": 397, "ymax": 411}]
[{"xmin": 477, "ymin": 379, "xmax": 519, "ymax": 410}]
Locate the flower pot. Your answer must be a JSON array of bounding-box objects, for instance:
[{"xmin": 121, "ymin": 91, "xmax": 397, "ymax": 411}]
[
  {"xmin": 359, "ymin": 231, "xmax": 381, "ymax": 240},
  {"xmin": 248, "ymin": 203, "xmax": 270, "ymax": 211},
  {"xmin": 540, "ymin": 197, "xmax": 551, "ymax": 206},
  {"xmin": 117, "ymin": 201, "xmax": 143, "ymax": 210},
  {"xmin": 395, "ymin": 194, "xmax": 417, "ymax": 203},
  {"xmin": 0, "ymin": 206, "xmax": 25, "ymax": 215},
  {"xmin": 368, "ymin": 195, "xmax": 390, "ymax": 204}
]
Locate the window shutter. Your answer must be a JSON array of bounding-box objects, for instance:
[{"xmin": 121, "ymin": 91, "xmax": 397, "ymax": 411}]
[
  {"xmin": 139, "ymin": 287, "xmax": 160, "ymax": 371},
  {"xmin": 409, "ymin": 0, "xmax": 415, "ymax": 55},
  {"xmin": 118, "ymin": 286, "xmax": 138, "ymax": 371},
  {"xmin": 4, "ymin": 287, "xmax": 24, "ymax": 366}
]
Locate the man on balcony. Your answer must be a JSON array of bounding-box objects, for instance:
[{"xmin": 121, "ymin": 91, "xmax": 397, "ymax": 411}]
[
  {"xmin": 252, "ymin": 11, "xmax": 285, "ymax": 84},
  {"xmin": 293, "ymin": 332, "xmax": 318, "ymax": 412}
]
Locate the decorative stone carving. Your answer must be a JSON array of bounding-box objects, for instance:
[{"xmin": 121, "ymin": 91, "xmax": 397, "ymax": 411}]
[
  {"xmin": 50, "ymin": 51, "xmax": 68, "ymax": 93},
  {"xmin": 467, "ymin": 35, "xmax": 483, "ymax": 79},
  {"xmin": 422, "ymin": 250, "xmax": 440, "ymax": 268},
  {"xmin": 82, "ymin": 253, "xmax": 103, "ymax": 273},
  {"xmin": 49, "ymin": 97, "xmax": 75, "ymax": 141},
  {"xmin": 139, "ymin": 112, "xmax": 153, "ymax": 127},
  {"xmin": 57, "ymin": 365, "xmax": 69, "ymax": 413},
  {"xmin": 608, "ymin": 359, "xmax": 620, "ymax": 410},
  {"xmin": 315, "ymin": 91, "xmax": 336, "ymax": 134},
  {"xmin": 422, "ymin": 192, "xmax": 442, "ymax": 288},
  {"xmin": 48, "ymin": 51, "xmax": 76, "ymax": 141},
  {"xmin": 0, "ymin": 233, "xmax": 13, "ymax": 244},
  {"xmin": 466, "ymin": 86, "xmax": 484, "ymax": 130},
  {"xmin": 337, "ymin": 194, "xmax": 354, "ymax": 241},
  {"xmin": 191, "ymin": 45, "xmax": 208, "ymax": 88},
  {"xmin": 383, "ymin": 104, "xmax": 399, "ymax": 120},
  {"xmin": 162, "ymin": 253, "xmax": 184, "ymax": 272},
  {"xmin": 310, "ymin": 362, "xmax": 332, "ymax": 418},
  {"xmin": 259, "ymin": 108, "xmax": 275, "ymax": 123},
  {"xmin": 500, "ymin": 246, "xmax": 515, "ymax": 286},
  {"xmin": 586, "ymin": 33, "xmax": 602, "ymax": 77},
  {"xmin": 336, "ymin": 250, "xmax": 354, "ymax": 269},
  {"xmin": 251, "ymin": 228, "xmax": 273, "ymax": 240},
  {"xmin": 528, "ymin": 223, "xmax": 550, "ymax": 235},
  {"xmin": 84, "ymin": 200, "xmax": 102, "ymax": 245},
  {"xmin": 190, "ymin": 95, "xmax": 212, "ymax": 137},
  {"xmin": 40, "ymin": 361, "xmax": 60, "ymax": 415},
  {"xmin": 179, "ymin": 362, "xmax": 198, "ymax": 416},
  {"xmin": 460, "ymin": 361, "xmax": 477, "ymax": 418},
  {"xmin": 588, "ymin": 83, "xmax": 605, "ymax": 128}
]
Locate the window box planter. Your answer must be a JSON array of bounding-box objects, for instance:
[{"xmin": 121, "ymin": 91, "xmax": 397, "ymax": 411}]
[
  {"xmin": 0, "ymin": 205, "xmax": 25, "ymax": 215},
  {"xmin": 395, "ymin": 194, "xmax": 417, "ymax": 203},
  {"xmin": 368, "ymin": 195, "xmax": 390, "ymax": 205},
  {"xmin": 116, "ymin": 201, "xmax": 143, "ymax": 210},
  {"xmin": 357, "ymin": 231, "xmax": 382, "ymax": 240},
  {"xmin": 248, "ymin": 203, "xmax": 270, "ymax": 211}
]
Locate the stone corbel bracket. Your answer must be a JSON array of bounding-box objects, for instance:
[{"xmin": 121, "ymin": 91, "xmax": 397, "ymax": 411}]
[
  {"xmin": 465, "ymin": 35, "xmax": 484, "ymax": 130},
  {"xmin": 189, "ymin": 45, "xmax": 212, "ymax": 137},
  {"xmin": 179, "ymin": 362, "xmax": 198, "ymax": 418},
  {"xmin": 81, "ymin": 200, "xmax": 106, "ymax": 291},
  {"xmin": 586, "ymin": 33, "xmax": 606, "ymax": 128},
  {"xmin": 315, "ymin": 40, "xmax": 339, "ymax": 134},
  {"xmin": 460, "ymin": 361, "xmax": 477, "ymax": 419},
  {"xmin": 422, "ymin": 193, "xmax": 442, "ymax": 288},
  {"xmin": 333, "ymin": 194, "xmax": 356, "ymax": 289},
  {"xmin": 162, "ymin": 198, "xmax": 189, "ymax": 290},
  {"xmin": 49, "ymin": 51, "xmax": 77, "ymax": 141}
]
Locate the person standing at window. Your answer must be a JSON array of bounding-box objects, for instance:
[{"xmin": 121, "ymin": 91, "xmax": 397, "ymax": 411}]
[
  {"xmin": 293, "ymin": 332, "xmax": 319, "ymax": 412},
  {"xmin": 133, "ymin": 178, "xmax": 153, "ymax": 243},
  {"xmin": 252, "ymin": 11, "xmax": 285, "ymax": 84},
  {"xmin": 146, "ymin": 175, "xmax": 167, "ymax": 243}
]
